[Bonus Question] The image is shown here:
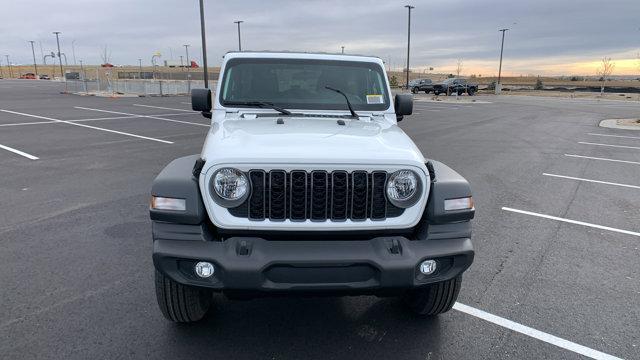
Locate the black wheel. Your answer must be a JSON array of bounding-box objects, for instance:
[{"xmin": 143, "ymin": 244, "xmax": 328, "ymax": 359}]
[
  {"xmin": 468, "ymin": 88, "xmax": 476, "ymax": 96},
  {"xmin": 155, "ymin": 270, "xmax": 212, "ymax": 323},
  {"xmin": 457, "ymin": 90, "xmax": 463, "ymax": 96},
  {"xmin": 434, "ymin": 91, "xmax": 440, "ymax": 96},
  {"xmin": 425, "ymin": 90, "xmax": 430, "ymax": 94},
  {"xmin": 402, "ymin": 276, "xmax": 462, "ymax": 316},
  {"xmin": 411, "ymin": 87, "xmax": 419, "ymax": 94}
]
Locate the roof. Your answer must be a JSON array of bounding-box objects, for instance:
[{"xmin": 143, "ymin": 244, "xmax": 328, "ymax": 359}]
[{"xmin": 223, "ymin": 51, "xmax": 383, "ymax": 63}]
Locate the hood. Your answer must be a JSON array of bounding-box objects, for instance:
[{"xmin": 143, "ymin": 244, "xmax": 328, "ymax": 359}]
[{"xmin": 200, "ymin": 116, "xmax": 426, "ymax": 167}]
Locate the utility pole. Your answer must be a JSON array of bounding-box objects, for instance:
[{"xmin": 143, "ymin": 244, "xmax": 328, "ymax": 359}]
[
  {"xmin": 341, "ymin": 46, "xmax": 345, "ymax": 54},
  {"xmin": 180, "ymin": 55, "xmax": 184, "ymax": 70},
  {"xmin": 199, "ymin": 0, "xmax": 210, "ymax": 88},
  {"xmin": 5, "ymin": 55, "xmax": 13, "ymax": 78},
  {"xmin": 496, "ymin": 28, "xmax": 509, "ymax": 94},
  {"xmin": 53, "ymin": 32, "xmax": 64, "ymax": 80},
  {"xmin": 79, "ymin": 60, "xmax": 87, "ymax": 92},
  {"xmin": 28, "ymin": 41, "xmax": 38, "ymax": 77},
  {"xmin": 234, "ymin": 20, "xmax": 243, "ymax": 51},
  {"xmin": 138, "ymin": 58, "xmax": 143, "ymax": 79},
  {"xmin": 183, "ymin": 44, "xmax": 190, "ymax": 69},
  {"xmin": 404, "ymin": 5, "xmax": 415, "ymax": 90},
  {"xmin": 72, "ymin": 40, "xmax": 77, "ymax": 65}
]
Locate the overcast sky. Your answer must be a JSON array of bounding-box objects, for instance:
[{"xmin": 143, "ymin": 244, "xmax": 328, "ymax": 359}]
[{"xmin": 1, "ymin": 0, "xmax": 639, "ymax": 75}]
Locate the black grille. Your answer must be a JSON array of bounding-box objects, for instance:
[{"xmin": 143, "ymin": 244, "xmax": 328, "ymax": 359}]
[{"xmin": 229, "ymin": 170, "xmax": 405, "ymax": 221}]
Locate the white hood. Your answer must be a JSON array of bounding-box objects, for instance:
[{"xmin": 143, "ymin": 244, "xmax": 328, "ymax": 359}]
[{"xmin": 200, "ymin": 115, "xmax": 426, "ymax": 168}]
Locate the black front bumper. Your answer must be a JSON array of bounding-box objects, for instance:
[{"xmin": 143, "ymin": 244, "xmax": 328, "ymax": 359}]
[{"xmin": 153, "ymin": 235, "xmax": 474, "ymax": 293}]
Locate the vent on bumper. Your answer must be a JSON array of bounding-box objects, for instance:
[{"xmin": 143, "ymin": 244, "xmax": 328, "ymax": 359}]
[{"xmin": 228, "ymin": 170, "xmax": 404, "ymax": 222}]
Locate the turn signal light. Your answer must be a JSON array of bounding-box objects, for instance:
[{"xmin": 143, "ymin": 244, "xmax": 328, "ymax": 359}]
[
  {"xmin": 150, "ymin": 196, "xmax": 186, "ymax": 211},
  {"xmin": 444, "ymin": 197, "xmax": 474, "ymax": 211}
]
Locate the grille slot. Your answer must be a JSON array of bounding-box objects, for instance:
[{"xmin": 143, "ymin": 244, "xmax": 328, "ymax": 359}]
[{"xmin": 237, "ymin": 170, "xmax": 404, "ymax": 222}]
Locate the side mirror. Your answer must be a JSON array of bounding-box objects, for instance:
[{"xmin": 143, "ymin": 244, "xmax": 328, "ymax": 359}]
[
  {"xmin": 191, "ymin": 88, "xmax": 212, "ymax": 112},
  {"xmin": 394, "ymin": 94, "xmax": 413, "ymax": 122}
]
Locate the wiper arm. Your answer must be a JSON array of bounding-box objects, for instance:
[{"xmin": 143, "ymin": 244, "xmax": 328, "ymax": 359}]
[
  {"xmin": 224, "ymin": 101, "xmax": 292, "ymax": 115},
  {"xmin": 324, "ymin": 86, "xmax": 359, "ymax": 118}
]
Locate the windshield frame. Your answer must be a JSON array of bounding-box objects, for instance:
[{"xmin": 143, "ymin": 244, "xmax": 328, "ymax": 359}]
[{"xmin": 218, "ymin": 57, "xmax": 391, "ymax": 112}]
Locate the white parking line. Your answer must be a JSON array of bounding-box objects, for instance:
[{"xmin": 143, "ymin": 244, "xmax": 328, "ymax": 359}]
[
  {"xmin": 75, "ymin": 106, "xmax": 209, "ymax": 127},
  {"xmin": 502, "ymin": 207, "xmax": 640, "ymax": 237},
  {"xmin": 588, "ymin": 133, "xmax": 640, "ymax": 140},
  {"xmin": 0, "ymin": 112, "xmax": 198, "ymax": 128},
  {"xmin": 133, "ymin": 104, "xmax": 193, "ymax": 112},
  {"xmin": 579, "ymin": 142, "xmax": 640, "ymax": 150},
  {"xmin": 453, "ymin": 303, "xmax": 622, "ymax": 360},
  {"xmin": 0, "ymin": 109, "xmax": 173, "ymax": 144},
  {"xmin": 565, "ymin": 154, "xmax": 640, "ymax": 166},
  {"xmin": 0, "ymin": 143, "xmax": 39, "ymax": 160},
  {"xmin": 543, "ymin": 173, "xmax": 640, "ymax": 189}
]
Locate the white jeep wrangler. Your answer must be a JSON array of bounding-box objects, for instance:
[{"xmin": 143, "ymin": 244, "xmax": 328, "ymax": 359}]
[{"xmin": 150, "ymin": 51, "xmax": 475, "ymax": 322}]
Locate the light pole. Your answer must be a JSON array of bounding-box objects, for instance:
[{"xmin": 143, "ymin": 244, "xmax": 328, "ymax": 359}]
[
  {"xmin": 234, "ymin": 20, "xmax": 243, "ymax": 51},
  {"xmin": 5, "ymin": 55, "xmax": 12, "ymax": 78},
  {"xmin": 28, "ymin": 41, "xmax": 38, "ymax": 77},
  {"xmin": 404, "ymin": 5, "xmax": 415, "ymax": 90},
  {"xmin": 138, "ymin": 58, "xmax": 143, "ymax": 79},
  {"xmin": 79, "ymin": 60, "xmax": 87, "ymax": 92},
  {"xmin": 53, "ymin": 32, "xmax": 64, "ymax": 79},
  {"xmin": 496, "ymin": 28, "xmax": 509, "ymax": 94},
  {"xmin": 183, "ymin": 44, "xmax": 190, "ymax": 69},
  {"xmin": 341, "ymin": 46, "xmax": 345, "ymax": 54},
  {"xmin": 199, "ymin": 0, "xmax": 210, "ymax": 88},
  {"xmin": 180, "ymin": 55, "xmax": 184, "ymax": 70}
]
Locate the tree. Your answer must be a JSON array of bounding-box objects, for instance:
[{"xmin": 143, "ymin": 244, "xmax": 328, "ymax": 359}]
[
  {"xmin": 456, "ymin": 58, "xmax": 463, "ymax": 78},
  {"xmin": 100, "ymin": 45, "xmax": 112, "ymax": 65},
  {"xmin": 596, "ymin": 57, "xmax": 615, "ymax": 96}
]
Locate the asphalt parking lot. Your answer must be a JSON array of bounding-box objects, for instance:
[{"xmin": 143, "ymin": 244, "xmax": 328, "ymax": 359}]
[{"xmin": 1, "ymin": 79, "xmax": 639, "ymax": 360}]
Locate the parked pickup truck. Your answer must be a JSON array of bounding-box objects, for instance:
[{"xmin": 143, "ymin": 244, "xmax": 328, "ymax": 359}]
[
  {"xmin": 150, "ymin": 51, "xmax": 475, "ymax": 323},
  {"xmin": 409, "ymin": 78, "xmax": 434, "ymax": 94},
  {"xmin": 433, "ymin": 78, "xmax": 478, "ymax": 96}
]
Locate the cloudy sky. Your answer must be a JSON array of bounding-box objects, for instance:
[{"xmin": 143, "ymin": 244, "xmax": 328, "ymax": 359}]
[{"xmin": 1, "ymin": 0, "xmax": 639, "ymax": 76}]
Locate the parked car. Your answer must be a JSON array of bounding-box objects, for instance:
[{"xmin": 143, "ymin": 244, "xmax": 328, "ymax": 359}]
[
  {"xmin": 409, "ymin": 78, "xmax": 434, "ymax": 94},
  {"xmin": 20, "ymin": 73, "xmax": 37, "ymax": 80},
  {"xmin": 39, "ymin": 74, "xmax": 51, "ymax": 80},
  {"xmin": 150, "ymin": 51, "xmax": 475, "ymax": 323},
  {"xmin": 433, "ymin": 78, "xmax": 478, "ymax": 96}
]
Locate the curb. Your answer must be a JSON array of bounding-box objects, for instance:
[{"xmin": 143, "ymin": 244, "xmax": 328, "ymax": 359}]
[{"xmin": 599, "ymin": 119, "xmax": 640, "ymax": 131}]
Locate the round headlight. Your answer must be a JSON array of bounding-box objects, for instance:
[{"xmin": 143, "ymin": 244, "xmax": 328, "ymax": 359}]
[
  {"xmin": 211, "ymin": 168, "xmax": 249, "ymax": 207},
  {"xmin": 386, "ymin": 170, "xmax": 421, "ymax": 208}
]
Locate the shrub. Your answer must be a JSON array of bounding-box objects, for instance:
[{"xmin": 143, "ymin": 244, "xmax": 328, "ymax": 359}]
[
  {"xmin": 534, "ymin": 77, "xmax": 544, "ymax": 90},
  {"xmin": 389, "ymin": 75, "xmax": 398, "ymax": 88}
]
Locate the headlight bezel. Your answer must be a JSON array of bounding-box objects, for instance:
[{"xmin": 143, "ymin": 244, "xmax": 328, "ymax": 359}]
[
  {"xmin": 385, "ymin": 169, "xmax": 422, "ymax": 208},
  {"xmin": 210, "ymin": 167, "xmax": 250, "ymax": 208}
]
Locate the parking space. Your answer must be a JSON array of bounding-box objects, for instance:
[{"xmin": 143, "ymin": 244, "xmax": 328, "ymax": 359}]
[{"xmin": 1, "ymin": 81, "xmax": 639, "ymax": 359}]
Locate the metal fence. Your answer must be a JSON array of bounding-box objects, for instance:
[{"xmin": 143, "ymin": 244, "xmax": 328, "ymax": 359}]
[{"xmin": 65, "ymin": 79, "xmax": 213, "ymax": 96}]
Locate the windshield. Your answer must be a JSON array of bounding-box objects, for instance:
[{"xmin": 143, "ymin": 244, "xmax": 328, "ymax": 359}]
[{"xmin": 219, "ymin": 58, "xmax": 390, "ymax": 111}]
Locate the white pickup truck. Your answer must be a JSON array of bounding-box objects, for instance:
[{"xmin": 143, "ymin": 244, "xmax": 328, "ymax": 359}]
[{"xmin": 149, "ymin": 51, "xmax": 475, "ymax": 323}]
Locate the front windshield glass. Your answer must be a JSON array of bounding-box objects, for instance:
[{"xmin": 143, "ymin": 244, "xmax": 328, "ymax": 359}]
[{"xmin": 219, "ymin": 58, "xmax": 390, "ymax": 111}]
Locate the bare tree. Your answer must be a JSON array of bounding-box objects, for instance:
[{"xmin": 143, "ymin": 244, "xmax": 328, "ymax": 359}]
[
  {"xmin": 100, "ymin": 45, "xmax": 112, "ymax": 65},
  {"xmin": 596, "ymin": 57, "xmax": 615, "ymax": 96},
  {"xmin": 456, "ymin": 58, "xmax": 463, "ymax": 78}
]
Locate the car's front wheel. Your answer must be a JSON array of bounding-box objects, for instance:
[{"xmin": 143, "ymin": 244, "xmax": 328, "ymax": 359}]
[
  {"xmin": 411, "ymin": 87, "xmax": 419, "ymax": 94},
  {"xmin": 155, "ymin": 270, "xmax": 212, "ymax": 323},
  {"xmin": 468, "ymin": 88, "xmax": 476, "ymax": 96},
  {"xmin": 402, "ymin": 276, "xmax": 461, "ymax": 316}
]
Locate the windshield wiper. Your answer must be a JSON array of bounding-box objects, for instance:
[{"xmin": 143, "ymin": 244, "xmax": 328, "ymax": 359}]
[
  {"xmin": 324, "ymin": 86, "xmax": 359, "ymax": 118},
  {"xmin": 224, "ymin": 101, "xmax": 292, "ymax": 115}
]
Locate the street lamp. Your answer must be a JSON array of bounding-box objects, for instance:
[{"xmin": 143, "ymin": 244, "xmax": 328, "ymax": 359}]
[
  {"xmin": 138, "ymin": 58, "xmax": 143, "ymax": 79},
  {"xmin": 53, "ymin": 31, "xmax": 64, "ymax": 79},
  {"xmin": 341, "ymin": 46, "xmax": 345, "ymax": 54},
  {"xmin": 404, "ymin": 5, "xmax": 415, "ymax": 91},
  {"xmin": 183, "ymin": 44, "xmax": 190, "ymax": 69},
  {"xmin": 28, "ymin": 41, "xmax": 38, "ymax": 77},
  {"xmin": 72, "ymin": 40, "xmax": 77, "ymax": 65},
  {"xmin": 496, "ymin": 28, "xmax": 509, "ymax": 94},
  {"xmin": 234, "ymin": 20, "xmax": 244, "ymax": 51},
  {"xmin": 199, "ymin": 0, "xmax": 210, "ymax": 88}
]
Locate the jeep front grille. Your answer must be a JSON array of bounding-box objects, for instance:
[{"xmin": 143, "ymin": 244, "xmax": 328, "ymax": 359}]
[{"xmin": 228, "ymin": 170, "xmax": 404, "ymax": 221}]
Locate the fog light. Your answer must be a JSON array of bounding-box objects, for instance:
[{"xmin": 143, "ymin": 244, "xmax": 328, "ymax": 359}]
[
  {"xmin": 419, "ymin": 260, "xmax": 437, "ymax": 275},
  {"xmin": 194, "ymin": 262, "xmax": 215, "ymax": 278}
]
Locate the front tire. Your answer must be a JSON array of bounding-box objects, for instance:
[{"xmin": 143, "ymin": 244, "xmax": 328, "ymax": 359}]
[
  {"xmin": 468, "ymin": 88, "xmax": 476, "ymax": 96},
  {"xmin": 411, "ymin": 87, "xmax": 419, "ymax": 94},
  {"xmin": 402, "ymin": 276, "xmax": 461, "ymax": 316},
  {"xmin": 434, "ymin": 91, "xmax": 440, "ymax": 95},
  {"xmin": 155, "ymin": 270, "xmax": 212, "ymax": 323}
]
